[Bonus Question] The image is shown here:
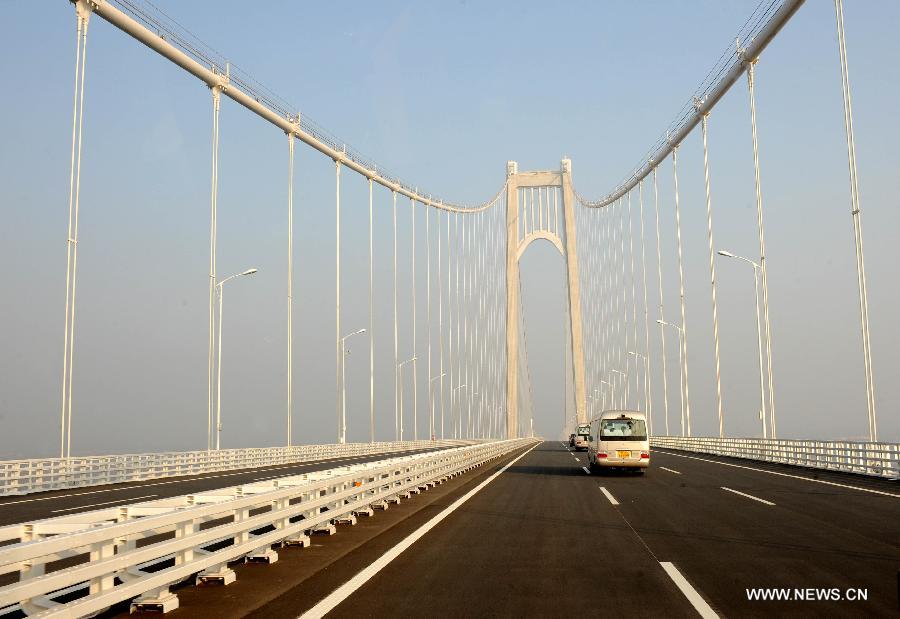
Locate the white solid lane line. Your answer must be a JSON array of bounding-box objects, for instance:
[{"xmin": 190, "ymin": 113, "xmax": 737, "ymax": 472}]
[
  {"xmin": 654, "ymin": 449, "xmax": 899, "ymax": 498},
  {"xmin": 51, "ymin": 494, "xmax": 158, "ymax": 513},
  {"xmin": 599, "ymin": 486, "xmax": 619, "ymax": 505},
  {"xmin": 721, "ymin": 486, "xmax": 775, "ymax": 506},
  {"xmin": 660, "ymin": 561, "xmax": 719, "ymax": 618},
  {"xmin": 298, "ymin": 443, "xmax": 540, "ymax": 619},
  {"xmin": 582, "ymin": 466, "xmax": 591, "ymax": 475},
  {"xmin": 659, "ymin": 466, "xmax": 682, "ymax": 475}
]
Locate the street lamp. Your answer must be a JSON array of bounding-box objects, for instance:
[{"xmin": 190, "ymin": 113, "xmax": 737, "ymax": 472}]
[
  {"xmin": 429, "ymin": 372, "xmax": 446, "ymax": 441},
  {"xmin": 215, "ymin": 268, "xmax": 258, "ymax": 450},
  {"xmin": 592, "ymin": 387, "xmax": 605, "ymax": 418},
  {"xmin": 471, "ymin": 390, "xmax": 480, "ymax": 439},
  {"xmin": 398, "ymin": 356, "xmax": 417, "ymax": 441},
  {"xmin": 718, "ymin": 249, "xmax": 769, "ymax": 439},
  {"xmin": 628, "ymin": 351, "xmax": 648, "ymax": 414},
  {"xmin": 600, "ymin": 380, "xmax": 611, "ymax": 411},
  {"xmin": 657, "ymin": 319, "xmax": 686, "ymax": 437},
  {"xmin": 605, "ymin": 373, "xmax": 618, "ymax": 412},
  {"xmin": 611, "ymin": 369, "xmax": 628, "ymax": 410},
  {"xmin": 452, "ymin": 383, "xmax": 467, "ymax": 439},
  {"xmin": 340, "ymin": 328, "xmax": 367, "ymax": 444}
]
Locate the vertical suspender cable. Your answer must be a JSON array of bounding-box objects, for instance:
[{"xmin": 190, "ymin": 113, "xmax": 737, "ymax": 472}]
[
  {"xmin": 471, "ymin": 214, "xmax": 478, "ymax": 435},
  {"xmin": 702, "ymin": 114, "xmax": 725, "ymax": 438},
  {"xmin": 426, "ymin": 202, "xmax": 432, "ymax": 440},
  {"xmin": 746, "ymin": 60, "xmax": 777, "ymax": 439},
  {"xmin": 462, "ymin": 217, "xmax": 475, "ymax": 438},
  {"xmin": 653, "ymin": 168, "xmax": 670, "ymax": 436},
  {"xmin": 335, "ymin": 160, "xmax": 342, "ymax": 442},
  {"xmin": 368, "ymin": 179, "xmax": 375, "ymax": 442},
  {"xmin": 438, "ymin": 207, "xmax": 445, "ymax": 440},
  {"xmin": 672, "ymin": 147, "xmax": 691, "ymax": 436},
  {"xmin": 60, "ymin": 11, "xmax": 82, "ymax": 460},
  {"xmin": 447, "ymin": 211, "xmax": 453, "ymax": 439},
  {"xmin": 286, "ymin": 131, "xmax": 295, "ymax": 446},
  {"xmin": 455, "ymin": 213, "xmax": 461, "ymax": 438},
  {"xmin": 392, "ymin": 191, "xmax": 399, "ymax": 441},
  {"xmin": 627, "ymin": 192, "xmax": 639, "ymax": 407},
  {"xmin": 61, "ymin": 6, "xmax": 90, "ymax": 459},
  {"xmin": 530, "ymin": 188, "xmax": 535, "ymax": 237},
  {"xmin": 618, "ymin": 200, "xmax": 629, "ymax": 408},
  {"xmin": 601, "ymin": 207, "xmax": 611, "ymax": 408},
  {"xmin": 206, "ymin": 86, "xmax": 221, "ymax": 452},
  {"xmin": 638, "ymin": 181, "xmax": 653, "ymax": 434},
  {"xmin": 411, "ymin": 198, "xmax": 417, "ymax": 440},
  {"xmin": 834, "ymin": 0, "xmax": 877, "ymax": 442}
]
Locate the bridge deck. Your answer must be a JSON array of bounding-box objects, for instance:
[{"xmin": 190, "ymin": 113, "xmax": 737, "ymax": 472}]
[{"xmin": 123, "ymin": 440, "xmax": 897, "ymax": 618}]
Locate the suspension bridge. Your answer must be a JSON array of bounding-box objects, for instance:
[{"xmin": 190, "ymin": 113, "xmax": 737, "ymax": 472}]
[{"xmin": 0, "ymin": 0, "xmax": 898, "ymax": 616}]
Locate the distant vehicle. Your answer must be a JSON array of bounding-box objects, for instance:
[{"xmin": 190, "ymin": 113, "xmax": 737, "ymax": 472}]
[
  {"xmin": 568, "ymin": 433, "xmax": 576, "ymax": 448},
  {"xmin": 587, "ymin": 411, "xmax": 649, "ymax": 474},
  {"xmin": 573, "ymin": 423, "xmax": 591, "ymax": 451}
]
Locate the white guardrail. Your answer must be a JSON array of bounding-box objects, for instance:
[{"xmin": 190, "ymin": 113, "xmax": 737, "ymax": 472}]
[
  {"xmin": 0, "ymin": 441, "xmax": 473, "ymax": 497},
  {"xmin": 0, "ymin": 439, "xmax": 535, "ymax": 617},
  {"xmin": 651, "ymin": 436, "xmax": 900, "ymax": 479}
]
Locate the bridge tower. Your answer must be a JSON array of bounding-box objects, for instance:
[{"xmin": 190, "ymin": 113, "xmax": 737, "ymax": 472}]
[{"xmin": 505, "ymin": 159, "xmax": 587, "ymax": 438}]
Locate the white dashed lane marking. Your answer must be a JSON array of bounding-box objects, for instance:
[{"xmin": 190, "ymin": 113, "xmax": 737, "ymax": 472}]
[{"xmin": 721, "ymin": 486, "xmax": 775, "ymax": 506}]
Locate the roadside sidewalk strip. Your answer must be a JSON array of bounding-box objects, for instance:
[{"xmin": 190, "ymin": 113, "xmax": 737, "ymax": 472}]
[{"xmin": 50, "ymin": 494, "xmax": 158, "ymax": 513}]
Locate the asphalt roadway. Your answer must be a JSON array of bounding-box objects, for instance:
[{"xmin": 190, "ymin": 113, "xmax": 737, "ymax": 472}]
[
  {"xmin": 0, "ymin": 447, "xmax": 444, "ymax": 527},
  {"xmin": 106, "ymin": 440, "xmax": 898, "ymax": 618}
]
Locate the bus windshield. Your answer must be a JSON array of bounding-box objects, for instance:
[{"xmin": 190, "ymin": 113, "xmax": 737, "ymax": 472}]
[{"xmin": 600, "ymin": 418, "xmax": 647, "ymax": 440}]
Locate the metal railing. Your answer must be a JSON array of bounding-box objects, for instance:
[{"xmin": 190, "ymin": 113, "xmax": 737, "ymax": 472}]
[
  {"xmin": 651, "ymin": 436, "xmax": 899, "ymax": 479},
  {"xmin": 0, "ymin": 441, "xmax": 469, "ymax": 497},
  {"xmin": 0, "ymin": 439, "xmax": 534, "ymax": 617}
]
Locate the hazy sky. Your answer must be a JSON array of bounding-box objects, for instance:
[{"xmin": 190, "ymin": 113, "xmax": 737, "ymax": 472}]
[{"xmin": 1, "ymin": 1, "xmax": 897, "ymax": 458}]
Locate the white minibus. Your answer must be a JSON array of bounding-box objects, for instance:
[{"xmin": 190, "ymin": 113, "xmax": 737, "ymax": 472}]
[
  {"xmin": 573, "ymin": 423, "xmax": 591, "ymax": 451},
  {"xmin": 587, "ymin": 411, "xmax": 649, "ymax": 473}
]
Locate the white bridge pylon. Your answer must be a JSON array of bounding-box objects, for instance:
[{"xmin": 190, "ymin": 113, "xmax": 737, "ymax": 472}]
[{"xmin": 506, "ymin": 159, "xmax": 587, "ymax": 438}]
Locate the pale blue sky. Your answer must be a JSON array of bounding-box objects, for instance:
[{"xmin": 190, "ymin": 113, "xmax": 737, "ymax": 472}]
[{"xmin": 1, "ymin": 1, "xmax": 898, "ymax": 457}]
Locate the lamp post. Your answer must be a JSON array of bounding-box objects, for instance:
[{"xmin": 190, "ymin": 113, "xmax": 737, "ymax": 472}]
[
  {"xmin": 611, "ymin": 369, "xmax": 628, "ymax": 410},
  {"xmin": 657, "ymin": 319, "xmax": 685, "ymax": 437},
  {"xmin": 592, "ymin": 388, "xmax": 604, "ymax": 418},
  {"xmin": 340, "ymin": 328, "xmax": 367, "ymax": 444},
  {"xmin": 718, "ymin": 250, "xmax": 769, "ymax": 438},
  {"xmin": 215, "ymin": 268, "xmax": 258, "ymax": 450},
  {"xmin": 398, "ymin": 356, "xmax": 417, "ymax": 441},
  {"xmin": 605, "ymin": 372, "xmax": 618, "ymax": 411},
  {"xmin": 628, "ymin": 351, "xmax": 648, "ymax": 414},
  {"xmin": 452, "ymin": 383, "xmax": 467, "ymax": 439},
  {"xmin": 600, "ymin": 380, "xmax": 611, "ymax": 411},
  {"xmin": 471, "ymin": 390, "xmax": 480, "ymax": 439},
  {"xmin": 429, "ymin": 372, "xmax": 446, "ymax": 441}
]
